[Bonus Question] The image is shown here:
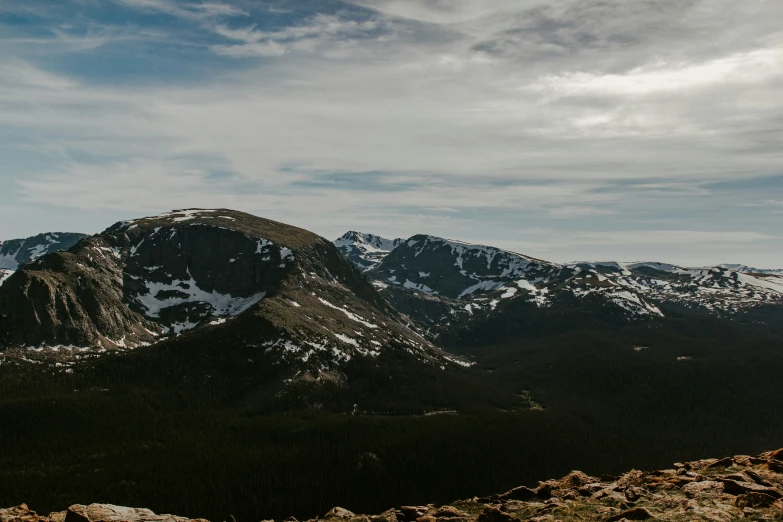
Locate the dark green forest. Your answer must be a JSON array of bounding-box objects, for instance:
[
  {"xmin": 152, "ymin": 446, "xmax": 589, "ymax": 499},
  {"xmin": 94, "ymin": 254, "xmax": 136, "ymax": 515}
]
[{"xmin": 1, "ymin": 312, "xmax": 782, "ymax": 521}]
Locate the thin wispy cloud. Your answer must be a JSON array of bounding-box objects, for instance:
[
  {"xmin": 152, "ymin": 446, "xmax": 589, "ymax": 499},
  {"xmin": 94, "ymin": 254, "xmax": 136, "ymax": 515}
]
[{"xmin": 0, "ymin": 0, "xmax": 781, "ymax": 267}]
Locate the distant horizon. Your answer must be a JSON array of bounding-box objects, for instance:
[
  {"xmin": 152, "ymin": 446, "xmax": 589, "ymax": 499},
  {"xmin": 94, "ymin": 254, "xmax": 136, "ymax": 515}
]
[
  {"xmin": 1, "ymin": 206, "xmax": 780, "ymax": 270},
  {"xmin": 1, "ymin": 1, "xmax": 781, "ymax": 267}
]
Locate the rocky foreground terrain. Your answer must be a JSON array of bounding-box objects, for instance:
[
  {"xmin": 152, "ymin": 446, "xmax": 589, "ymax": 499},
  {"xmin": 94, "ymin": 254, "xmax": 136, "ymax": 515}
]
[{"xmin": 3, "ymin": 449, "xmax": 782, "ymax": 522}]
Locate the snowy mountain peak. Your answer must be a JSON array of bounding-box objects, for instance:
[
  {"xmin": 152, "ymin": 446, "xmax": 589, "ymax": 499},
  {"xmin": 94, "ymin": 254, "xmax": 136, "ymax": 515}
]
[
  {"xmin": 333, "ymin": 231, "xmax": 404, "ymax": 271},
  {"xmin": 336, "ymin": 231, "xmax": 403, "ymax": 250},
  {"xmin": 369, "ymin": 234, "xmax": 561, "ymax": 300},
  {"xmin": 0, "ymin": 232, "xmax": 89, "ymax": 287},
  {"xmin": 0, "ymin": 232, "xmax": 88, "ymax": 271},
  {"xmin": 719, "ymin": 263, "xmax": 783, "ymax": 275}
]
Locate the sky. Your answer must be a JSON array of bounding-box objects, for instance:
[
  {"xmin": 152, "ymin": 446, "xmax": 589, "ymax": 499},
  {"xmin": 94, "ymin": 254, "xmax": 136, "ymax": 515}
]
[{"xmin": 1, "ymin": 0, "xmax": 782, "ymax": 267}]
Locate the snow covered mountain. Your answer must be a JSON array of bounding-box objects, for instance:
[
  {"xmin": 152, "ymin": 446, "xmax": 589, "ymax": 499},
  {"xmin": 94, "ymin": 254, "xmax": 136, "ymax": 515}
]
[
  {"xmin": 368, "ymin": 235, "xmax": 561, "ymax": 298},
  {"xmin": 0, "ymin": 210, "xmax": 454, "ymax": 373},
  {"xmin": 333, "ymin": 231, "xmax": 404, "ymax": 271},
  {"xmin": 719, "ymin": 264, "xmax": 783, "ymax": 275},
  {"xmin": 0, "ymin": 232, "xmax": 88, "ymax": 286},
  {"xmin": 4, "ymin": 217, "xmax": 781, "ymax": 371},
  {"xmin": 334, "ymin": 233, "xmax": 783, "ymax": 338},
  {"xmin": 565, "ymin": 261, "xmax": 783, "ymax": 314}
]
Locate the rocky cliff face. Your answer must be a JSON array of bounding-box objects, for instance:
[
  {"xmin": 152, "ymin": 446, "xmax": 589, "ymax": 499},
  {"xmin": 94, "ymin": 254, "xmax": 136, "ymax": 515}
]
[
  {"xmin": 0, "ymin": 210, "xmax": 444, "ymax": 372},
  {"xmin": 4, "ymin": 448, "xmax": 782, "ymax": 522}
]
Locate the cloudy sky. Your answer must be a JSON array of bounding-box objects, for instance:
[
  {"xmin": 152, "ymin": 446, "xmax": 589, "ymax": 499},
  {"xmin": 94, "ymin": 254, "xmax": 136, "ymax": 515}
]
[{"xmin": 1, "ymin": 0, "xmax": 782, "ymax": 266}]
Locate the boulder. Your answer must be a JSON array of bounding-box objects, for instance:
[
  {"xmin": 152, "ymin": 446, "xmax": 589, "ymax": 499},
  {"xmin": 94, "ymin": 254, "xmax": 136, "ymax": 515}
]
[
  {"xmin": 624, "ymin": 487, "xmax": 645, "ymax": 503},
  {"xmin": 605, "ymin": 507, "xmax": 654, "ymax": 521},
  {"xmin": 325, "ymin": 508, "xmax": 355, "ymax": 520},
  {"xmin": 721, "ymin": 479, "xmax": 782, "ymax": 498},
  {"xmin": 497, "ymin": 486, "xmax": 537, "ymax": 502},
  {"xmin": 763, "ymin": 448, "xmax": 783, "ymax": 461},
  {"xmin": 614, "ymin": 470, "xmax": 645, "ymax": 489},
  {"xmin": 735, "ymin": 492, "xmax": 778, "ymax": 509},
  {"xmin": 558, "ymin": 471, "xmax": 595, "ymax": 489},
  {"xmin": 396, "ymin": 507, "xmax": 428, "ymax": 522},
  {"xmin": 767, "ymin": 459, "xmax": 783, "ymax": 473},
  {"xmin": 63, "ymin": 504, "xmax": 198, "ymax": 522},
  {"xmin": 744, "ymin": 470, "xmax": 774, "ymax": 487},
  {"xmin": 428, "ymin": 507, "xmax": 465, "ymax": 519},
  {"xmin": 475, "ymin": 507, "xmax": 519, "ymax": 522},
  {"xmin": 534, "ymin": 484, "xmax": 552, "ymax": 500},
  {"xmin": 683, "ymin": 480, "xmax": 724, "ymax": 499},
  {"xmin": 372, "ymin": 511, "xmax": 398, "ymax": 522},
  {"xmin": 0, "ymin": 505, "xmax": 42, "ymax": 522},
  {"xmin": 705, "ymin": 457, "xmax": 734, "ymax": 470},
  {"xmin": 578, "ymin": 484, "xmax": 603, "ymax": 497}
]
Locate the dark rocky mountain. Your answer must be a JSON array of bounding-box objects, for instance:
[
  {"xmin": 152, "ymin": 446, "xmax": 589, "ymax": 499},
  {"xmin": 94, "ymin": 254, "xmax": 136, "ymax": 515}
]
[
  {"xmin": 5, "ymin": 447, "xmax": 782, "ymax": 522},
  {"xmin": 334, "ymin": 231, "xmax": 404, "ymax": 272},
  {"xmin": 333, "ymin": 232, "xmax": 783, "ymax": 342},
  {"xmin": 0, "ymin": 232, "xmax": 88, "ymax": 285},
  {"xmin": 367, "ymin": 235, "xmax": 560, "ymax": 300},
  {"xmin": 0, "ymin": 210, "xmax": 451, "ymax": 373}
]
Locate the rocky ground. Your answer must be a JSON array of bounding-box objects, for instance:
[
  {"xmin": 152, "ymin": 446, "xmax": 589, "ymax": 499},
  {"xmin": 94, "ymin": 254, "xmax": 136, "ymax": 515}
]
[{"xmin": 3, "ymin": 449, "xmax": 782, "ymax": 522}]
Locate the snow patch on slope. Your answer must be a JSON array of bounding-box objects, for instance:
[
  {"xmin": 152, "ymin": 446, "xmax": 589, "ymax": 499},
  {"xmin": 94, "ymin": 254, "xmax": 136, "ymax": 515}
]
[
  {"xmin": 132, "ymin": 269, "xmax": 266, "ymax": 331},
  {"xmin": 318, "ymin": 297, "xmax": 378, "ymax": 328}
]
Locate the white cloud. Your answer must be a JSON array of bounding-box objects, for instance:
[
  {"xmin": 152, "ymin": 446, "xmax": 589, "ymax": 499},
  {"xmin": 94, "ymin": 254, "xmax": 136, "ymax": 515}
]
[
  {"xmin": 211, "ymin": 15, "xmax": 391, "ymax": 57},
  {"xmin": 1, "ymin": 0, "xmax": 783, "ymax": 266},
  {"xmin": 0, "ymin": 61, "xmax": 78, "ymax": 90},
  {"xmin": 113, "ymin": 0, "xmax": 247, "ymax": 20},
  {"xmin": 529, "ymin": 44, "xmax": 783, "ymax": 98},
  {"xmin": 350, "ymin": 0, "xmax": 531, "ymax": 24}
]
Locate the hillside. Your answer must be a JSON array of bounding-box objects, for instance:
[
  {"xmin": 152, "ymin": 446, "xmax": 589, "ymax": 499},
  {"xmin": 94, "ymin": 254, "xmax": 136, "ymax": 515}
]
[{"xmin": 4, "ymin": 448, "xmax": 781, "ymax": 521}]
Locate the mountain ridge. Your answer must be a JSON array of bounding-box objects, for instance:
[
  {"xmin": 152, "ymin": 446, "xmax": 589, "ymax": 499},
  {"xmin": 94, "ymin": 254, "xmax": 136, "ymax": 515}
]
[{"xmin": 334, "ymin": 230, "xmax": 783, "ymax": 343}]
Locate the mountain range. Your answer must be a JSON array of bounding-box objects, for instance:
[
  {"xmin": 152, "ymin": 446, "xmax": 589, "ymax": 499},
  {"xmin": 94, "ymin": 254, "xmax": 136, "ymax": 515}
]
[
  {"xmin": 338, "ymin": 230, "xmax": 783, "ymax": 340},
  {"xmin": 2, "ymin": 209, "xmax": 783, "ymax": 521},
  {"xmin": 1, "ymin": 212, "xmax": 781, "ymax": 366}
]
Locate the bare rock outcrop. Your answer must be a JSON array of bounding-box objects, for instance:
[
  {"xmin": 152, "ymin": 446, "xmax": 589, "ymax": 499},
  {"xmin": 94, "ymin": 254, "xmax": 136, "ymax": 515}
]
[
  {"xmin": 4, "ymin": 448, "xmax": 783, "ymax": 522},
  {"xmin": 0, "ymin": 504, "xmax": 206, "ymax": 522}
]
